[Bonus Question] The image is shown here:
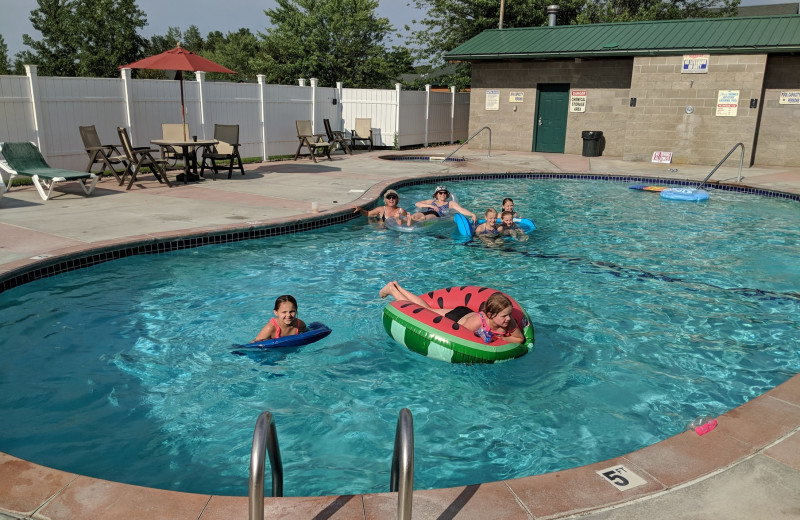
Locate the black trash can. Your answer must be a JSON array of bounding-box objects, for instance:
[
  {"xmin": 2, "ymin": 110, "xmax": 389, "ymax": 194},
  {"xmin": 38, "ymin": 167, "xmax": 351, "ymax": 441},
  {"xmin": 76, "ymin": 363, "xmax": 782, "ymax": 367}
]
[{"xmin": 581, "ymin": 131, "xmax": 603, "ymax": 157}]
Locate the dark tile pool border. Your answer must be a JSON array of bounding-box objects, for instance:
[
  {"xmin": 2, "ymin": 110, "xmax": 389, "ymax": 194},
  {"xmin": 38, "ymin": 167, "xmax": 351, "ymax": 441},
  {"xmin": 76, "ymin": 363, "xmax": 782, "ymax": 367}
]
[{"xmin": 2, "ymin": 173, "xmax": 797, "ymax": 294}]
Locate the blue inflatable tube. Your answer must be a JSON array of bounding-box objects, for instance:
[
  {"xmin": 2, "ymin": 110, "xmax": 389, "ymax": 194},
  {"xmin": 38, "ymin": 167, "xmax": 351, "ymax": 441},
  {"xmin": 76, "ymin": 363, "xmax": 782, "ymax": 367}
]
[
  {"xmin": 660, "ymin": 187, "xmax": 709, "ymax": 201},
  {"xmin": 456, "ymin": 215, "xmax": 536, "ymax": 236},
  {"xmin": 233, "ymin": 321, "xmax": 332, "ymax": 350}
]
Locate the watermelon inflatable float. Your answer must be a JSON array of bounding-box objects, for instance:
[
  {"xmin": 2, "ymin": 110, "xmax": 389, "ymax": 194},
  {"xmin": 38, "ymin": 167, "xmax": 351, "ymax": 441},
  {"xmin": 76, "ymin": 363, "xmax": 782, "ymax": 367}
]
[{"xmin": 382, "ymin": 286, "xmax": 535, "ymax": 363}]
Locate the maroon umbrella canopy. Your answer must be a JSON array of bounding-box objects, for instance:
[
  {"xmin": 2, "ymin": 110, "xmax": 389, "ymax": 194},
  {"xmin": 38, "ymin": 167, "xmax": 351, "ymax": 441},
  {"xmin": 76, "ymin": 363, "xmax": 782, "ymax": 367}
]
[{"xmin": 121, "ymin": 44, "xmax": 236, "ymax": 138}]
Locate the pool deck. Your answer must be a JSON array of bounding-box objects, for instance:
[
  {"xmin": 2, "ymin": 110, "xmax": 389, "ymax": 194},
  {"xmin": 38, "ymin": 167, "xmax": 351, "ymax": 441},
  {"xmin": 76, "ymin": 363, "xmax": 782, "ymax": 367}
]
[{"xmin": 1, "ymin": 147, "xmax": 799, "ymax": 519}]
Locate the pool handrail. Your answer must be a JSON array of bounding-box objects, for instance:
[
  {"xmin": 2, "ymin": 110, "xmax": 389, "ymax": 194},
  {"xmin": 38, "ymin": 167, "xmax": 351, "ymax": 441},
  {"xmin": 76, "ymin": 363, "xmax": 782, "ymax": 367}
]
[
  {"xmin": 444, "ymin": 126, "xmax": 492, "ymax": 161},
  {"xmin": 390, "ymin": 408, "xmax": 414, "ymax": 520},
  {"xmin": 249, "ymin": 410, "xmax": 284, "ymax": 520},
  {"xmin": 697, "ymin": 142, "xmax": 745, "ymax": 189}
]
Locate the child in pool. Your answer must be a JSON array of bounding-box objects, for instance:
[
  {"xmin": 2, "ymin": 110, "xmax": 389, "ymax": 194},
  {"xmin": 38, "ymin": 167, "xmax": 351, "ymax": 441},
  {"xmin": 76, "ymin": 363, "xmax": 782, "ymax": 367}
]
[
  {"xmin": 498, "ymin": 210, "xmax": 528, "ymax": 241},
  {"xmin": 474, "ymin": 207, "xmax": 502, "ymax": 244},
  {"xmin": 502, "ymin": 197, "xmax": 521, "ymax": 219},
  {"xmin": 379, "ymin": 281, "xmax": 525, "ymax": 344},
  {"xmin": 253, "ymin": 295, "xmax": 308, "ymax": 342}
]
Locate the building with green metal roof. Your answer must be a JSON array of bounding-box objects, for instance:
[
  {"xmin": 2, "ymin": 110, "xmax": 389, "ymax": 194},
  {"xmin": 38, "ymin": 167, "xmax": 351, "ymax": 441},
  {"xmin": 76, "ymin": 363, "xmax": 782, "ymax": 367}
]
[{"xmin": 445, "ymin": 15, "xmax": 800, "ymax": 167}]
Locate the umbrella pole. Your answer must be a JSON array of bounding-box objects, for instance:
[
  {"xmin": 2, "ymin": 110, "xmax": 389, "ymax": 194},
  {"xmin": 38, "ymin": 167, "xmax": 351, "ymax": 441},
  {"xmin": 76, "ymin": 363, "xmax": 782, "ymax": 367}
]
[{"xmin": 178, "ymin": 70, "xmax": 187, "ymax": 140}]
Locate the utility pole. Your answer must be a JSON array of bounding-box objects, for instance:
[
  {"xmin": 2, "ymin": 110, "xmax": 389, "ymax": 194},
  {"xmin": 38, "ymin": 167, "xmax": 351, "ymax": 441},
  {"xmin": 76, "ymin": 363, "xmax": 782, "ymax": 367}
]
[{"xmin": 499, "ymin": 0, "xmax": 505, "ymax": 29}]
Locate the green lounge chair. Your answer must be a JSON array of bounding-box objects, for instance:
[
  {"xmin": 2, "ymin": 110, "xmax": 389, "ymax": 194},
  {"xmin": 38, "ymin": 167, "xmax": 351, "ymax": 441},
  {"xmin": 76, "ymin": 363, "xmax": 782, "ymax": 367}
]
[{"xmin": 0, "ymin": 142, "xmax": 98, "ymax": 201}]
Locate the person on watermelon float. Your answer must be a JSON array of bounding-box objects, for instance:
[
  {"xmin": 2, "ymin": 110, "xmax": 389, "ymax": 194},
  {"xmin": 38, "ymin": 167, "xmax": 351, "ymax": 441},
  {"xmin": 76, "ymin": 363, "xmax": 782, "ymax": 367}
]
[{"xmin": 379, "ymin": 281, "xmax": 525, "ymax": 344}]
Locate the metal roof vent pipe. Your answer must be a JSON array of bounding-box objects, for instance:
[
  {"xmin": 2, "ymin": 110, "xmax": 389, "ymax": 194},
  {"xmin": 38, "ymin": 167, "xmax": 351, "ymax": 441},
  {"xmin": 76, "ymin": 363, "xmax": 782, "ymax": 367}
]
[{"xmin": 547, "ymin": 5, "xmax": 560, "ymax": 26}]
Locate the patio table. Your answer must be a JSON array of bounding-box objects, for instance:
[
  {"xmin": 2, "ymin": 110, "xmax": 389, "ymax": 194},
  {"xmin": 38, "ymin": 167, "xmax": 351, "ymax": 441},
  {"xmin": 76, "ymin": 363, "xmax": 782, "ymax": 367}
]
[{"xmin": 151, "ymin": 138, "xmax": 217, "ymax": 183}]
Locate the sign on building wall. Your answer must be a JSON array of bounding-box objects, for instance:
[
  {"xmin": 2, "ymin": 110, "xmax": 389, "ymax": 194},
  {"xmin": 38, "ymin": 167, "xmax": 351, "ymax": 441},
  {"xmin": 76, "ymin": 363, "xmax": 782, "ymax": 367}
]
[
  {"xmin": 779, "ymin": 91, "xmax": 800, "ymax": 105},
  {"xmin": 570, "ymin": 90, "xmax": 587, "ymax": 112},
  {"xmin": 652, "ymin": 151, "xmax": 673, "ymax": 163},
  {"xmin": 485, "ymin": 90, "xmax": 500, "ymax": 110},
  {"xmin": 509, "ymin": 91, "xmax": 524, "ymax": 103},
  {"xmin": 682, "ymin": 55, "xmax": 709, "ymax": 74},
  {"xmin": 716, "ymin": 90, "xmax": 739, "ymax": 116}
]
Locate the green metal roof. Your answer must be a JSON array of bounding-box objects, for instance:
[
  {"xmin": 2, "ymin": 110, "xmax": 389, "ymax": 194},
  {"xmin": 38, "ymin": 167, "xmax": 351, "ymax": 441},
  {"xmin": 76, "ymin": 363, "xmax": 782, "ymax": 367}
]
[{"xmin": 445, "ymin": 15, "xmax": 800, "ymax": 61}]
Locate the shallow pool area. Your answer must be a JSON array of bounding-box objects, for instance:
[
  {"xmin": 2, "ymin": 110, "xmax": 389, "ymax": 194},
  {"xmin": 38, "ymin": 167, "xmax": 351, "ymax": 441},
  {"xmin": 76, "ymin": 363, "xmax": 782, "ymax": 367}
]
[{"xmin": 1, "ymin": 177, "xmax": 799, "ymax": 500}]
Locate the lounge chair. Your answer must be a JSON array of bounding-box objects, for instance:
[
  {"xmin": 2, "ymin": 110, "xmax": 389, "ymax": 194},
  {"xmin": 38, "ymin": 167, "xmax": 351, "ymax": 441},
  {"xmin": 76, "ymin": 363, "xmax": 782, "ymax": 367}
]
[
  {"xmin": 323, "ymin": 119, "xmax": 352, "ymax": 155},
  {"xmin": 78, "ymin": 125, "xmax": 128, "ymax": 183},
  {"xmin": 293, "ymin": 120, "xmax": 331, "ymax": 163},
  {"xmin": 159, "ymin": 123, "xmax": 191, "ymax": 167},
  {"xmin": 116, "ymin": 127, "xmax": 171, "ymax": 189},
  {"xmin": 0, "ymin": 142, "xmax": 98, "ymax": 201},
  {"xmin": 351, "ymin": 118, "xmax": 374, "ymax": 151},
  {"xmin": 200, "ymin": 124, "xmax": 245, "ymax": 180}
]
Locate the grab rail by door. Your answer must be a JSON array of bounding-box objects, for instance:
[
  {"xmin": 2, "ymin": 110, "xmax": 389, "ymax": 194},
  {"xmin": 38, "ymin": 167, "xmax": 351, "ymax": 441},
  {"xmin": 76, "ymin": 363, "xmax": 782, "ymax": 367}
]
[
  {"xmin": 249, "ymin": 410, "xmax": 284, "ymax": 520},
  {"xmin": 443, "ymin": 126, "xmax": 492, "ymax": 161},
  {"xmin": 390, "ymin": 408, "xmax": 414, "ymax": 520},
  {"xmin": 697, "ymin": 142, "xmax": 745, "ymax": 189}
]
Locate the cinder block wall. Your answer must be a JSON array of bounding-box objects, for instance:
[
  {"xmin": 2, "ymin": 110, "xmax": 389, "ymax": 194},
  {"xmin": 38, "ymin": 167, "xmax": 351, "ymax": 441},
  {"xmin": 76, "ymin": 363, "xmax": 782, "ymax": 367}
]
[
  {"xmin": 469, "ymin": 59, "xmax": 632, "ymax": 154},
  {"xmin": 754, "ymin": 55, "xmax": 800, "ymax": 167},
  {"xmin": 624, "ymin": 55, "xmax": 767, "ymax": 165}
]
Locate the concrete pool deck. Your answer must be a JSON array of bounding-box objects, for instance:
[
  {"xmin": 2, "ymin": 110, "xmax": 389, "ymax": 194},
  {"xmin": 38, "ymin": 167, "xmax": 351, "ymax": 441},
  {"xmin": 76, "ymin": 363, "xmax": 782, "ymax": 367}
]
[{"xmin": 1, "ymin": 146, "xmax": 799, "ymax": 519}]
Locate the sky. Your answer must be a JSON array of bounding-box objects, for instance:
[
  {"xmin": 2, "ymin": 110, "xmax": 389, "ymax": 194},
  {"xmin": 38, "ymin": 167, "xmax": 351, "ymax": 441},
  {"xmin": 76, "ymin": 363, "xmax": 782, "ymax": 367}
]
[{"xmin": 0, "ymin": 0, "xmax": 427, "ymax": 58}]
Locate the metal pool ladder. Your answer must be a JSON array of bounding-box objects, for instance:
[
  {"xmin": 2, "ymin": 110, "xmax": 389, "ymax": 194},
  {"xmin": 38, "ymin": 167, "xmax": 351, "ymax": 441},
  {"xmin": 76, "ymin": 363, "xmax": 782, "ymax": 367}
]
[
  {"xmin": 248, "ymin": 408, "xmax": 415, "ymax": 520},
  {"xmin": 697, "ymin": 142, "xmax": 745, "ymax": 189},
  {"xmin": 444, "ymin": 126, "xmax": 492, "ymax": 161}
]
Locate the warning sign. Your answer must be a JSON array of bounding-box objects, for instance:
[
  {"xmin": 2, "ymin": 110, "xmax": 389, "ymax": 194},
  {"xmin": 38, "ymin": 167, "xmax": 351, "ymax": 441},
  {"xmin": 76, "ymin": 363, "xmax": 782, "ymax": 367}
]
[{"xmin": 570, "ymin": 90, "xmax": 587, "ymax": 112}]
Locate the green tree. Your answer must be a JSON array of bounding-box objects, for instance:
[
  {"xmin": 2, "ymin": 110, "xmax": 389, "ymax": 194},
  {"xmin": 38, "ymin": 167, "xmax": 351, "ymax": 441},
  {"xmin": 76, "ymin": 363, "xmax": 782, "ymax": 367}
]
[
  {"xmin": 22, "ymin": 0, "xmax": 81, "ymax": 76},
  {"xmin": 254, "ymin": 0, "xmax": 413, "ymax": 88},
  {"xmin": 21, "ymin": 0, "xmax": 147, "ymax": 77},
  {"xmin": 577, "ymin": 0, "xmax": 739, "ymax": 23},
  {"xmin": 74, "ymin": 0, "xmax": 147, "ymax": 77},
  {"xmin": 203, "ymin": 29, "xmax": 261, "ymax": 81},
  {"xmin": 0, "ymin": 35, "xmax": 11, "ymax": 74}
]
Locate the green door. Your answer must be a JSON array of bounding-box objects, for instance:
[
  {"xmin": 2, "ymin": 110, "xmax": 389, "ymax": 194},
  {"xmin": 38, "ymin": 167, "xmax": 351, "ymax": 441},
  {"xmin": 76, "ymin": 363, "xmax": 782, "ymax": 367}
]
[{"xmin": 533, "ymin": 84, "xmax": 570, "ymax": 153}]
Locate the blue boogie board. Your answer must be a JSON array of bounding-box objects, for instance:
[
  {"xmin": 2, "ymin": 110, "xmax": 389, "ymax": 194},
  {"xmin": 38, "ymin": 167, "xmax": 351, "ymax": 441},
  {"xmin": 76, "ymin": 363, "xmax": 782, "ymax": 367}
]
[
  {"xmin": 461, "ymin": 217, "xmax": 536, "ymax": 235},
  {"xmin": 232, "ymin": 321, "xmax": 332, "ymax": 350}
]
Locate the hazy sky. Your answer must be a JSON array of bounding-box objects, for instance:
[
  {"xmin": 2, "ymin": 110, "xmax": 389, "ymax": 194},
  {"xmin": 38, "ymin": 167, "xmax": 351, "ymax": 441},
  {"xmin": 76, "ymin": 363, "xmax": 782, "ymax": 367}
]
[{"xmin": 0, "ymin": 0, "xmax": 426, "ymax": 58}]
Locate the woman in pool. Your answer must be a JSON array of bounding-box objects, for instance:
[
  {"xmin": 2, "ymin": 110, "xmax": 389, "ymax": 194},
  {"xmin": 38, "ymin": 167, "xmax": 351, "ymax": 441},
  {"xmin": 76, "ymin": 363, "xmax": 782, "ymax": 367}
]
[
  {"xmin": 352, "ymin": 189, "xmax": 407, "ymax": 224},
  {"xmin": 379, "ymin": 281, "xmax": 525, "ymax": 344},
  {"xmin": 253, "ymin": 295, "xmax": 308, "ymax": 342},
  {"xmin": 408, "ymin": 185, "xmax": 477, "ymax": 225}
]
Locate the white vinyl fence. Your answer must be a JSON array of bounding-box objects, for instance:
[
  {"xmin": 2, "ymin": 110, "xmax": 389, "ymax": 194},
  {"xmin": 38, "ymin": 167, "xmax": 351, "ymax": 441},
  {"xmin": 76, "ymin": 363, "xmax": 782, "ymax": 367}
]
[{"xmin": 0, "ymin": 65, "xmax": 470, "ymax": 172}]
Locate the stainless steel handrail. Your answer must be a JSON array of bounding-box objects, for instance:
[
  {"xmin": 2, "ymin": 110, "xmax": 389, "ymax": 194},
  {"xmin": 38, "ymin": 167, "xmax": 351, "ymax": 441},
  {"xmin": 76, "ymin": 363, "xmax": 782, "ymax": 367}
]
[
  {"xmin": 697, "ymin": 142, "xmax": 745, "ymax": 189},
  {"xmin": 443, "ymin": 126, "xmax": 492, "ymax": 161},
  {"xmin": 390, "ymin": 408, "xmax": 414, "ymax": 520},
  {"xmin": 249, "ymin": 410, "xmax": 284, "ymax": 520}
]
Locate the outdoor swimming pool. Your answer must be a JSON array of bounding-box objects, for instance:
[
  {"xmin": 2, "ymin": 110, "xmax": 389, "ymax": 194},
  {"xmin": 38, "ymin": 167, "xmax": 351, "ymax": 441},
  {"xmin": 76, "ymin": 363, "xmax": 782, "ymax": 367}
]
[{"xmin": 1, "ymin": 178, "xmax": 798, "ymax": 498}]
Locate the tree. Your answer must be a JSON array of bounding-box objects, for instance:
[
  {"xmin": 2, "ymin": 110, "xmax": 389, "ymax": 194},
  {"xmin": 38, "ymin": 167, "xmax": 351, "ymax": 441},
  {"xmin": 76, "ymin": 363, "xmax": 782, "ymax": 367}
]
[
  {"xmin": 253, "ymin": 0, "xmax": 414, "ymax": 88},
  {"xmin": 21, "ymin": 0, "xmax": 147, "ymax": 77},
  {"xmin": 203, "ymin": 29, "xmax": 261, "ymax": 81},
  {"xmin": 0, "ymin": 35, "xmax": 11, "ymax": 74},
  {"xmin": 577, "ymin": 0, "xmax": 739, "ymax": 24}
]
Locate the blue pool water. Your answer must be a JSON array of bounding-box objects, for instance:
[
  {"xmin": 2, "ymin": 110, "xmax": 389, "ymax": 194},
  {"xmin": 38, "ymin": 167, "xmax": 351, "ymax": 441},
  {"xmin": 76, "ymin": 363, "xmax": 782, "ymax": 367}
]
[{"xmin": 1, "ymin": 179, "xmax": 799, "ymax": 497}]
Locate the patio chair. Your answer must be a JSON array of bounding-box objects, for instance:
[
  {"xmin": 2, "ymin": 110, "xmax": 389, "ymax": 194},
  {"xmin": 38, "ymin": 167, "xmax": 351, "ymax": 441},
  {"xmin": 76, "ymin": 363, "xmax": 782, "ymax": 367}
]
[
  {"xmin": 116, "ymin": 127, "xmax": 171, "ymax": 190},
  {"xmin": 78, "ymin": 125, "xmax": 128, "ymax": 183},
  {"xmin": 159, "ymin": 123, "xmax": 191, "ymax": 167},
  {"xmin": 200, "ymin": 124, "xmax": 245, "ymax": 180},
  {"xmin": 351, "ymin": 118, "xmax": 373, "ymax": 151},
  {"xmin": 0, "ymin": 141, "xmax": 98, "ymax": 200},
  {"xmin": 294, "ymin": 120, "xmax": 331, "ymax": 163},
  {"xmin": 323, "ymin": 118, "xmax": 352, "ymax": 155}
]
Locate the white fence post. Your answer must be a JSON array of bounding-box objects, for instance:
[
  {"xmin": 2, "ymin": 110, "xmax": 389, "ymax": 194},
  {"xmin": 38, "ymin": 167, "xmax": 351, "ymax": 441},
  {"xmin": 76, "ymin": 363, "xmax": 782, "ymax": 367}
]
[
  {"xmin": 24, "ymin": 65, "xmax": 45, "ymax": 155},
  {"xmin": 450, "ymin": 86, "xmax": 456, "ymax": 144},
  {"xmin": 424, "ymin": 84, "xmax": 431, "ymax": 148},
  {"xmin": 336, "ymin": 81, "xmax": 343, "ymax": 130},
  {"xmin": 299, "ymin": 78, "xmax": 306, "ymax": 86},
  {"xmin": 395, "ymin": 83, "xmax": 402, "ymax": 149},
  {"xmin": 258, "ymin": 74, "xmax": 268, "ymax": 161},
  {"xmin": 120, "ymin": 67, "xmax": 135, "ymax": 140},
  {"xmin": 310, "ymin": 78, "xmax": 318, "ymax": 133},
  {"xmin": 196, "ymin": 71, "xmax": 207, "ymax": 139}
]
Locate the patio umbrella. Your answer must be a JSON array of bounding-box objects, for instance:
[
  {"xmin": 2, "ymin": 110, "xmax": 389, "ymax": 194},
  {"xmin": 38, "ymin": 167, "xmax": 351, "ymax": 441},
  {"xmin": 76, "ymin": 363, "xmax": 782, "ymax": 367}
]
[{"xmin": 121, "ymin": 43, "xmax": 235, "ymax": 140}]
